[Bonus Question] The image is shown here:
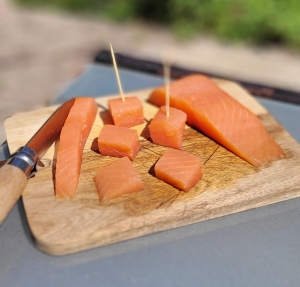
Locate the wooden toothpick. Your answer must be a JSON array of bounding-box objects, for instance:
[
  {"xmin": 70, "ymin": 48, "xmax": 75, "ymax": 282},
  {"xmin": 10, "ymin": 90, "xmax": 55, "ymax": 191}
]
[
  {"xmin": 163, "ymin": 59, "xmax": 171, "ymax": 117},
  {"xmin": 110, "ymin": 43, "xmax": 125, "ymax": 102}
]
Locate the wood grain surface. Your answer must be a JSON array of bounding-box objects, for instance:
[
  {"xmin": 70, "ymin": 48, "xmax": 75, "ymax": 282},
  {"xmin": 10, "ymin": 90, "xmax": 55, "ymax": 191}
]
[{"xmin": 4, "ymin": 80, "xmax": 300, "ymax": 255}]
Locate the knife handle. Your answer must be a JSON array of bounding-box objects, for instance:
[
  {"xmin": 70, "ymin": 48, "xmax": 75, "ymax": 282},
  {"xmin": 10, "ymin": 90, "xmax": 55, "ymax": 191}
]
[
  {"xmin": 0, "ymin": 147, "xmax": 37, "ymax": 225},
  {"xmin": 0, "ymin": 164, "xmax": 28, "ymax": 225}
]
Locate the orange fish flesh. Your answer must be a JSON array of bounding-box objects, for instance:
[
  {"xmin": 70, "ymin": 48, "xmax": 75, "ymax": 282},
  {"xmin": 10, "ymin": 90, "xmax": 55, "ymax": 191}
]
[
  {"xmin": 55, "ymin": 97, "xmax": 98, "ymax": 198},
  {"xmin": 149, "ymin": 106, "xmax": 187, "ymax": 149},
  {"xmin": 149, "ymin": 74, "xmax": 285, "ymax": 167},
  {"xmin": 98, "ymin": 125, "xmax": 141, "ymax": 160},
  {"xmin": 108, "ymin": 96, "xmax": 144, "ymax": 128},
  {"xmin": 94, "ymin": 157, "xmax": 145, "ymax": 201},
  {"xmin": 155, "ymin": 148, "xmax": 203, "ymax": 192}
]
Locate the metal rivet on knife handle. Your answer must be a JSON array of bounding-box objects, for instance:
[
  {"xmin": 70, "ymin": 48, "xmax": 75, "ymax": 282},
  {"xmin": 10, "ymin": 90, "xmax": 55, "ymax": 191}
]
[{"xmin": 7, "ymin": 147, "xmax": 38, "ymax": 178}]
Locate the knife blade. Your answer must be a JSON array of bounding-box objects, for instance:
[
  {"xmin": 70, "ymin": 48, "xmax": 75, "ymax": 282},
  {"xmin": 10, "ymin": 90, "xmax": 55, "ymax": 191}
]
[{"xmin": 0, "ymin": 98, "xmax": 75, "ymax": 225}]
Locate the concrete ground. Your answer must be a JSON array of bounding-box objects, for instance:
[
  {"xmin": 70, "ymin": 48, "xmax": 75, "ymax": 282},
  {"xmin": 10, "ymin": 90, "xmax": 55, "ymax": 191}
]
[{"xmin": 1, "ymin": 0, "xmax": 300, "ymax": 144}]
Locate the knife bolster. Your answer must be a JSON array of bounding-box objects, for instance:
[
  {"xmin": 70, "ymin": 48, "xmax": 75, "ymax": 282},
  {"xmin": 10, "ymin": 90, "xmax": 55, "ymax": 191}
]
[{"xmin": 7, "ymin": 147, "xmax": 38, "ymax": 178}]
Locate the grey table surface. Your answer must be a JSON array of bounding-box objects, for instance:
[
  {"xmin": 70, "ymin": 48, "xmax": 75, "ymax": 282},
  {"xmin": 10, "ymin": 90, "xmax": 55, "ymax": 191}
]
[{"xmin": 1, "ymin": 64, "xmax": 300, "ymax": 287}]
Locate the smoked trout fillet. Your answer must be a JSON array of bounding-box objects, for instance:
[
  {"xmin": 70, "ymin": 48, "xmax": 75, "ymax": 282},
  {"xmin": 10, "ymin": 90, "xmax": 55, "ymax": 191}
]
[
  {"xmin": 149, "ymin": 106, "xmax": 187, "ymax": 149},
  {"xmin": 94, "ymin": 157, "xmax": 145, "ymax": 202},
  {"xmin": 155, "ymin": 148, "xmax": 203, "ymax": 192},
  {"xmin": 55, "ymin": 97, "xmax": 98, "ymax": 198},
  {"xmin": 149, "ymin": 75, "xmax": 285, "ymax": 167},
  {"xmin": 108, "ymin": 97, "xmax": 144, "ymax": 128},
  {"xmin": 98, "ymin": 125, "xmax": 141, "ymax": 160}
]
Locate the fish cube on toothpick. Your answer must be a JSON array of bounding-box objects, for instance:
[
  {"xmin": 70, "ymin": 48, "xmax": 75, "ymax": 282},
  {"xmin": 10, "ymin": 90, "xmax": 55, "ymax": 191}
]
[{"xmin": 108, "ymin": 43, "xmax": 144, "ymax": 127}]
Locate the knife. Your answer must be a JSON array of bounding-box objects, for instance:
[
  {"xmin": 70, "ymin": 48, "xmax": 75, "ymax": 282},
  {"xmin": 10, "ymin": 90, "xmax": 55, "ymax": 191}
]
[{"xmin": 0, "ymin": 98, "xmax": 75, "ymax": 225}]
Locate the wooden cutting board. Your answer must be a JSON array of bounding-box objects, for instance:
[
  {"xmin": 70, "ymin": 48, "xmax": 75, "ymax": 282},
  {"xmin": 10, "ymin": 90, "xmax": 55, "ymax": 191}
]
[{"xmin": 4, "ymin": 79, "xmax": 300, "ymax": 256}]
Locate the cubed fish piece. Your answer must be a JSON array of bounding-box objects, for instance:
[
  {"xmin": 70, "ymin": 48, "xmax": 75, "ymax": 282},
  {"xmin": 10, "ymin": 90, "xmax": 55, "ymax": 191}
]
[
  {"xmin": 55, "ymin": 97, "xmax": 98, "ymax": 199},
  {"xmin": 149, "ymin": 106, "xmax": 187, "ymax": 149},
  {"xmin": 108, "ymin": 96, "xmax": 144, "ymax": 128},
  {"xmin": 155, "ymin": 148, "xmax": 203, "ymax": 192},
  {"xmin": 149, "ymin": 74, "xmax": 285, "ymax": 167},
  {"xmin": 98, "ymin": 125, "xmax": 141, "ymax": 160},
  {"xmin": 94, "ymin": 157, "xmax": 145, "ymax": 202}
]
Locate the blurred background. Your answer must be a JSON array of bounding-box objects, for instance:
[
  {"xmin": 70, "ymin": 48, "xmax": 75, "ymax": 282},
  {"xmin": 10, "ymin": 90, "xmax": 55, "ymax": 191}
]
[{"xmin": 0, "ymin": 0, "xmax": 300, "ymax": 143}]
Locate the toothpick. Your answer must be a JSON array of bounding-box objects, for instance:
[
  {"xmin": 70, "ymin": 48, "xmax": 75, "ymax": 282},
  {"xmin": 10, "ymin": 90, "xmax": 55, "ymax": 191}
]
[
  {"xmin": 162, "ymin": 50, "xmax": 174, "ymax": 117},
  {"xmin": 163, "ymin": 60, "xmax": 171, "ymax": 117},
  {"xmin": 110, "ymin": 43, "xmax": 125, "ymax": 102}
]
